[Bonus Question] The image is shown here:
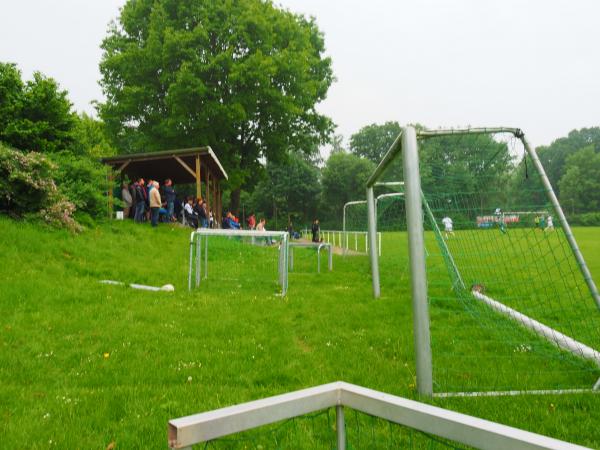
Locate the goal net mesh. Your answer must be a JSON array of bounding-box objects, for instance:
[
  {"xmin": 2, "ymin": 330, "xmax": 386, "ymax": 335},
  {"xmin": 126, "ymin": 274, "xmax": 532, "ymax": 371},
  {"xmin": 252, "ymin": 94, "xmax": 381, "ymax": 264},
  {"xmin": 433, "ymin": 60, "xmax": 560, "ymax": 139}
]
[{"xmin": 416, "ymin": 131, "xmax": 600, "ymax": 394}]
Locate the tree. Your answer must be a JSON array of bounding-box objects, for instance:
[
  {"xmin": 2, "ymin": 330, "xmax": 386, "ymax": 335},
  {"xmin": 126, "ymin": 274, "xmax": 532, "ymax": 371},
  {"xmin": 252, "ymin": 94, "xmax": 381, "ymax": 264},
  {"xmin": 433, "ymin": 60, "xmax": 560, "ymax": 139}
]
[
  {"xmin": 559, "ymin": 146, "xmax": 600, "ymax": 214},
  {"xmin": 536, "ymin": 127, "xmax": 600, "ymax": 194},
  {"xmin": 0, "ymin": 63, "xmax": 75, "ymax": 153},
  {"xmin": 70, "ymin": 113, "xmax": 116, "ymax": 158},
  {"xmin": 320, "ymin": 152, "xmax": 375, "ymax": 224},
  {"xmin": 99, "ymin": 0, "xmax": 334, "ymax": 213},
  {"xmin": 250, "ymin": 153, "xmax": 320, "ymax": 226},
  {"xmin": 349, "ymin": 121, "xmax": 401, "ymax": 163}
]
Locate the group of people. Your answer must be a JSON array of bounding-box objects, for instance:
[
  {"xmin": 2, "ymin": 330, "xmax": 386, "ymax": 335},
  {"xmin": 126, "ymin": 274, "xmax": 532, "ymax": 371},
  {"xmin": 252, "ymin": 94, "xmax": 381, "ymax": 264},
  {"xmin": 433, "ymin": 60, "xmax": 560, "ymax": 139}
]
[
  {"xmin": 183, "ymin": 196, "xmax": 214, "ymax": 229},
  {"xmin": 534, "ymin": 215, "xmax": 554, "ymax": 231},
  {"xmin": 121, "ymin": 178, "xmax": 216, "ymax": 228}
]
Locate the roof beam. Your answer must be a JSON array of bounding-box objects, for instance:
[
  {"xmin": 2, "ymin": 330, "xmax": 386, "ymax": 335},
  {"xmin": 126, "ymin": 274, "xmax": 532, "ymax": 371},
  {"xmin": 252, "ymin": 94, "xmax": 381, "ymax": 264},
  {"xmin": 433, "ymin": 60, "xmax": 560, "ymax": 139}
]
[{"xmin": 174, "ymin": 155, "xmax": 197, "ymax": 179}]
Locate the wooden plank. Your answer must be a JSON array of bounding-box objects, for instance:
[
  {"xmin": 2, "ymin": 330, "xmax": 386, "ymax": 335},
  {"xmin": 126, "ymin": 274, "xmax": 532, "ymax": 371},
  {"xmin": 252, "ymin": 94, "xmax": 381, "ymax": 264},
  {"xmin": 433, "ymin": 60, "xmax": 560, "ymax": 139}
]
[
  {"xmin": 117, "ymin": 160, "xmax": 130, "ymax": 172},
  {"xmin": 174, "ymin": 156, "xmax": 197, "ymax": 179},
  {"xmin": 107, "ymin": 170, "xmax": 114, "ymax": 219},
  {"xmin": 195, "ymin": 156, "xmax": 201, "ymax": 200}
]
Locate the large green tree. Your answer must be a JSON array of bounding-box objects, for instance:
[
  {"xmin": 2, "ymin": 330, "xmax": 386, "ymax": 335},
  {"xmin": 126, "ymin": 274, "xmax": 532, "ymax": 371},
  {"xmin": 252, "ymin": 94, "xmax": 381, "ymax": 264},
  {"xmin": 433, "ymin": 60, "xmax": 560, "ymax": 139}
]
[
  {"xmin": 99, "ymin": 0, "xmax": 334, "ymax": 212},
  {"xmin": 536, "ymin": 127, "xmax": 600, "ymax": 193},
  {"xmin": 559, "ymin": 146, "xmax": 600, "ymax": 214},
  {"xmin": 250, "ymin": 153, "xmax": 320, "ymax": 226},
  {"xmin": 349, "ymin": 121, "xmax": 401, "ymax": 163},
  {"xmin": 0, "ymin": 63, "xmax": 75, "ymax": 153},
  {"xmin": 320, "ymin": 152, "xmax": 375, "ymax": 224},
  {"xmin": 70, "ymin": 113, "xmax": 116, "ymax": 158}
]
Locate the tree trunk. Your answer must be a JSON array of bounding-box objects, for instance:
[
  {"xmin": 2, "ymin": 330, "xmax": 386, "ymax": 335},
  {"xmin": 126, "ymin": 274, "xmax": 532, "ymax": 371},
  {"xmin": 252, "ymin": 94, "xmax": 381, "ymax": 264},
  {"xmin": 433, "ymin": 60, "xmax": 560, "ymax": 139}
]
[{"xmin": 230, "ymin": 188, "xmax": 241, "ymax": 216}]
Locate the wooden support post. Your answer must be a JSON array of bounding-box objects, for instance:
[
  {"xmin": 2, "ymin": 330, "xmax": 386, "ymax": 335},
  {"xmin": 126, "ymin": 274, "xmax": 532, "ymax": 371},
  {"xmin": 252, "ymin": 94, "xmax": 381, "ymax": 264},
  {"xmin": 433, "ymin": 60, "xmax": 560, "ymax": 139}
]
[
  {"xmin": 212, "ymin": 177, "xmax": 217, "ymax": 221},
  {"xmin": 195, "ymin": 155, "xmax": 201, "ymax": 200},
  {"xmin": 216, "ymin": 182, "xmax": 221, "ymax": 227},
  {"xmin": 107, "ymin": 169, "xmax": 114, "ymax": 220},
  {"xmin": 205, "ymin": 169, "xmax": 210, "ymax": 210}
]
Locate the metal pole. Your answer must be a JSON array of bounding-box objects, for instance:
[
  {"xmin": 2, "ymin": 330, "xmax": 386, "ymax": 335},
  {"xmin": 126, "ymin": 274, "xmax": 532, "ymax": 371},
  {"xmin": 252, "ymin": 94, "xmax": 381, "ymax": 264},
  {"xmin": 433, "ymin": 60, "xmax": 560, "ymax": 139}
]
[
  {"xmin": 204, "ymin": 235, "xmax": 208, "ymax": 279},
  {"xmin": 188, "ymin": 234, "xmax": 195, "ymax": 291},
  {"xmin": 317, "ymin": 246, "xmax": 321, "ymax": 273},
  {"xmin": 328, "ymin": 245, "xmax": 333, "ymax": 271},
  {"xmin": 336, "ymin": 405, "xmax": 346, "ymax": 450},
  {"xmin": 284, "ymin": 233, "xmax": 289, "ymax": 295},
  {"xmin": 402, "ymin": 126, "xmax": 433, "ymax": 396},
  {"xmin": 367, "ymin": 186, "xmax": 380, "ymax": 298},
  {"xmin": 520, "ymin": 133, "xmax": 600, "ymax": 311},
  {"xmin": 378, "ymin": 232, "xmax": 382, "ymax": 257},
  {"xmin": 195, "ymin": 233, "xmax": 201, "ymax": 288},
  {"xmin": 342, "ymin": 205, "xmax": 347, "ymax": 256}
]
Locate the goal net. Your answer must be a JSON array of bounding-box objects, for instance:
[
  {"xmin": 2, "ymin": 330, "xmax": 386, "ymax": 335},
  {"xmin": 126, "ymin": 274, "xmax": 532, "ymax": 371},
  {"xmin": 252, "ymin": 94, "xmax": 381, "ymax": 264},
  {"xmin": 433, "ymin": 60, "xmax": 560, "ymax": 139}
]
[
  {"xmin": 368, "ymin": 126, "xmax": 600, "ymax": 396},
  {"xmin": 188, "ymin": 229, "xmax": 289, "ymax": 296}
]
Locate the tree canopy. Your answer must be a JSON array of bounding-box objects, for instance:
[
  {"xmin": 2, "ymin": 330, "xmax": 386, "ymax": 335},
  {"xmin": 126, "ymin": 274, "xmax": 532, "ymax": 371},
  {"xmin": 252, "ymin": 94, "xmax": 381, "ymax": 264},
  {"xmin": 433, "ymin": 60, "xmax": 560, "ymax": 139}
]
[
  {"xmin": 320, "ymin": 152, "xmax": 375, "ymax": 221},
  {"xmin": 99, "ymin": 0, "xmax": 334, "ymax": 212},
  {"xmin": 250, "ymin": 153, "xmax": 320, "ymax": 225},
  {"xmin": 349, "ymin": 121, "xmax": 401, "ymax": 163},
  {"xmin": 559, "ymin": 146, "xmax": 600, "ymax": 214},
  {"xmin": 0, "ymin": 63, "xmax": 75, "ymax": 153}
]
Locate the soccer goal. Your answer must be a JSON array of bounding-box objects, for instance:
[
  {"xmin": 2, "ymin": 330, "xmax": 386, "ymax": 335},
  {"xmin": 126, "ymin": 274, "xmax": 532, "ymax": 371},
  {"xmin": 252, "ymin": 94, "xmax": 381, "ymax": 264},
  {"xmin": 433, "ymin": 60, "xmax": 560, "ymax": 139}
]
[
  {"xmin": 340, "ymin": 191, "xmax": 404, "ymax": 256},
  {"xmin": 188, "ymin": 229, "xmax": 289, "ymax": 296},
  {"xmin": 168, "ymin": 381, "xmax": 588, "ymax": 449},
  {"xmin": 367, "ymin": 126, "xmax": 600, "ymax": 396}
]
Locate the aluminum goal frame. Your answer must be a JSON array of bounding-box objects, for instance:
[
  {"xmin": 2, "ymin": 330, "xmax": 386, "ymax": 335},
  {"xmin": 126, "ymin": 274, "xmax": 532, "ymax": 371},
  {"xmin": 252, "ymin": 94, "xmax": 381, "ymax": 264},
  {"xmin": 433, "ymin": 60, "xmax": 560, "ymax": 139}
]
[
  {"xmin": 188, "ymin": 229, "xmax": 290, "ymax": 296},
  {"xmin": 366, "ymin": 126, "xmax": 600, "ymax": 396}
]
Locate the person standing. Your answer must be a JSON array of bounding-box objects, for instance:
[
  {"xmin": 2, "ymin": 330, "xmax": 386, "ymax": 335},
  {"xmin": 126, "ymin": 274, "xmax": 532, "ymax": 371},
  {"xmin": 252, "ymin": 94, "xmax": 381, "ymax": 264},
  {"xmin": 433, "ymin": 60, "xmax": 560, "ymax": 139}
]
[
  {"xmin": 311, "ymin": 219, "xmax": 320, "ymax": 243},
  {"xmin": 194, "ymin": 198, "xmax": 207, "ymax": 228},
  {"xmin": 247, "ymin": 213, "xmax": 256, "ymax": 230},
  {"xmin": 163, "ymin": 179, "xmax": 176, "ymax": 221},
  {"xmin": 149, "ymin": 181, "xmax": 161, "ymax": 227},
  {"xmin": 121, "ymin": 182, "xmax": 133, "ymax": 219},
  {"xmin": 134, "ymin": 178, "xmax": 146, "ymax": 223},
  {"xmin": 442, "ymin": 216, "xmax": 454, "ymax": 238}
]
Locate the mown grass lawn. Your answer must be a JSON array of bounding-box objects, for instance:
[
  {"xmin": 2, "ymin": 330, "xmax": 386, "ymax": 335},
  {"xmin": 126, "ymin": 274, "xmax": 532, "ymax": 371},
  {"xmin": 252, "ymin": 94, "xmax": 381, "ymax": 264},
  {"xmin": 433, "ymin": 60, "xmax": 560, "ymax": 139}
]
[{"xmin": 0, "ymin": 217, "xmax": 599, "ymax": 449}]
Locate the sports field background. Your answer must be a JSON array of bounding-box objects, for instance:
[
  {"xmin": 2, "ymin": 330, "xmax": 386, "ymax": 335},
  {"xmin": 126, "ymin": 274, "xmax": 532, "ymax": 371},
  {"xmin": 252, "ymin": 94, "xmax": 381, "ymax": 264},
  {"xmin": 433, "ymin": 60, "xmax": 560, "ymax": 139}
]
[{"xmin": 0, "ymin": 217, "xmax": 599, "ymax": 448}]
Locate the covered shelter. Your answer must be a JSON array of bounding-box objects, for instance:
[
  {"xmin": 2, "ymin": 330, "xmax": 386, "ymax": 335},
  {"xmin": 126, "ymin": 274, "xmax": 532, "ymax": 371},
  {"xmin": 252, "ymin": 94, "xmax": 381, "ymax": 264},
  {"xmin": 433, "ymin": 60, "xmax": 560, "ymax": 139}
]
[{"xmin": 102, "ymin": 146, "xmax": 228, "ymax": 222}]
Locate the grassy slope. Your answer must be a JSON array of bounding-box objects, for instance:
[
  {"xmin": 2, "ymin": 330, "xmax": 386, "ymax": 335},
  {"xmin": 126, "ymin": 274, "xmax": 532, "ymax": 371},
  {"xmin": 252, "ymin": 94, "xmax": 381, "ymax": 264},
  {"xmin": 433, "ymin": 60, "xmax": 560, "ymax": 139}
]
[{"xmin": 0, "ymin": 218, "xmax": 599, "ymax": 449}]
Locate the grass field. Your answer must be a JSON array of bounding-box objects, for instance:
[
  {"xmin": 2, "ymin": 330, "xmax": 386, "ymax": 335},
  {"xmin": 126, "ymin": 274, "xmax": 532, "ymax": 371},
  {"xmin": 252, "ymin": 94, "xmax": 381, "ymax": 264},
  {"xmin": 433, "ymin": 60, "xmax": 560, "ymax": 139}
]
[{"xmin": 1, "ymin": 217, "xmax": 599, "ymax": 448}]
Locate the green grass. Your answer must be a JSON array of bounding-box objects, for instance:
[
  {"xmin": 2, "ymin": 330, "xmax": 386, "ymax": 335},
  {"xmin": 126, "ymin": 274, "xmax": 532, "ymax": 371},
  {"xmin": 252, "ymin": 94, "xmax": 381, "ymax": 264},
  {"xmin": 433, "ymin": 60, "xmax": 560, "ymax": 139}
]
[{"xmin": 1, "ymin": 217, "xmax": 599, "ymax": 448}]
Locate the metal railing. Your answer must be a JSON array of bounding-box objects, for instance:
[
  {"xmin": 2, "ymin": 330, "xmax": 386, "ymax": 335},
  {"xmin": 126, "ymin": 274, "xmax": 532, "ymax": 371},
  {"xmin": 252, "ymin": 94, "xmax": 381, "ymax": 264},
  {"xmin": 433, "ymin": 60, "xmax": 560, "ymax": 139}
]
[
  {"xmin": 320, "ymin": 229, "xmax": 382, "ymax": 256},
  {"xmin": 168, "ymin": 381, "xmax": 589, "ymax": 450}
]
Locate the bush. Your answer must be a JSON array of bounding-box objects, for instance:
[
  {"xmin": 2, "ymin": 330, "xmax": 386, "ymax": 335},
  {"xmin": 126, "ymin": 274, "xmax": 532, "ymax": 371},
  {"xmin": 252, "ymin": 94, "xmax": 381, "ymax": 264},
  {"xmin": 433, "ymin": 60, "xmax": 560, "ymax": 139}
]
[
  {"xmin": 567, "ymin": 212, "xmax": 600, "ymax": 226},
  {"xmin": 48, "ymin": 151, "xmax": 109, "ymax": 220},
  {"xmin": 0, "ymin": 142, "xmax": 80, "ymax": 231}
]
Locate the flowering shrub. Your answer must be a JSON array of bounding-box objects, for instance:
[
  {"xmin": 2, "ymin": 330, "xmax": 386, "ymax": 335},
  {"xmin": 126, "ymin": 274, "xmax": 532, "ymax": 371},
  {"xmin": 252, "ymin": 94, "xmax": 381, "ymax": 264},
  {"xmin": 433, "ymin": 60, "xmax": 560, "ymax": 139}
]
[{"xmin": 0, "ymin": 143, "xmax": 80, "ymax": 231}]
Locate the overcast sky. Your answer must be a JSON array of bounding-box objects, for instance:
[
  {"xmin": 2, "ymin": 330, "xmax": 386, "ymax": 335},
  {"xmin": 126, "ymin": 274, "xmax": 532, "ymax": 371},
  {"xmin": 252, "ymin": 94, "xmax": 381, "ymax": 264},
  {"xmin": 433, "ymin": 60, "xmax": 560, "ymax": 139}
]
[{"xmin": 1, "ymin": 0, "xmax": 599, "ymax": 151}]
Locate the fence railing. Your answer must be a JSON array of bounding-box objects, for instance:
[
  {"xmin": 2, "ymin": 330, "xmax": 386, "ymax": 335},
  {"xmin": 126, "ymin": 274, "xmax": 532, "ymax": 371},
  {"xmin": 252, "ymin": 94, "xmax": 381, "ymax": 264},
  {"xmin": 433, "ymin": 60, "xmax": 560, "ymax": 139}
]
[
  {"xmin": 319, "ymin": 230, "xmax": 382, "ymax": 256},
  {"xmin": 168, "ymin": 381, "xmax": 589, "ymax": 450}
]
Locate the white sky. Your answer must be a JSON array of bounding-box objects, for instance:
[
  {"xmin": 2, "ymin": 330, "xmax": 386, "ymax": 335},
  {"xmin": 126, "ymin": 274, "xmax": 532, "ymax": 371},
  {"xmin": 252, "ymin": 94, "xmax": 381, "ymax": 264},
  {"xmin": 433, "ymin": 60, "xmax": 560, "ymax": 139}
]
[{"xmin": 1, "ymin": 0, "xmax": 599, "ymax": 151}]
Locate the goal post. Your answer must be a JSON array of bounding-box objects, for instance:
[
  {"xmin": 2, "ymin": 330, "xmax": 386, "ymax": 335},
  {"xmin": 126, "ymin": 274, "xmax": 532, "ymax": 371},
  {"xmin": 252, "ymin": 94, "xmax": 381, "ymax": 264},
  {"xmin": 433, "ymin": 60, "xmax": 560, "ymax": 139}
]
[{"xmin": 367, "ymin": 125, "xmax": 600, "ymax": 396}]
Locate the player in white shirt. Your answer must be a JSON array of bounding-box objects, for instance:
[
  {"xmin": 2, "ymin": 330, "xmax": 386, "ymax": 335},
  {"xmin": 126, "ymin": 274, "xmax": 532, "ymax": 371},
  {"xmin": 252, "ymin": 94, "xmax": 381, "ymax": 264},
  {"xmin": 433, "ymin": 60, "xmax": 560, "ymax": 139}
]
[
  {"xmin": 442, "ymin": 216, "xmax": 454, "ymax": 238},
  {"xmin": 545, "ymin": 215, "xmax": 554, "ymax": 231}
]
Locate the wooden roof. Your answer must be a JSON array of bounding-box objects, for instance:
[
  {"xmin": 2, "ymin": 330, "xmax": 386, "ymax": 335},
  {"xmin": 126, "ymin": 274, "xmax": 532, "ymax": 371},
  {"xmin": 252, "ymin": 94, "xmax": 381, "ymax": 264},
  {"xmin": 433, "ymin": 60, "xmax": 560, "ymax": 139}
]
[{"xmin": 101, "ymin": 146, "xmax": 228, "ymax": 184}]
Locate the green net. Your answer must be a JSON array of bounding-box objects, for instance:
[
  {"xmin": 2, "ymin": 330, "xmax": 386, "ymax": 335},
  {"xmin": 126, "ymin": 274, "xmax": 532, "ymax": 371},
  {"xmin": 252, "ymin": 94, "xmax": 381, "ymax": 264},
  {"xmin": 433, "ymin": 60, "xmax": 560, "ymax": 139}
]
[{"xmin": 415, "ymin": 131, "xmax": 600, "ymax": 393}]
